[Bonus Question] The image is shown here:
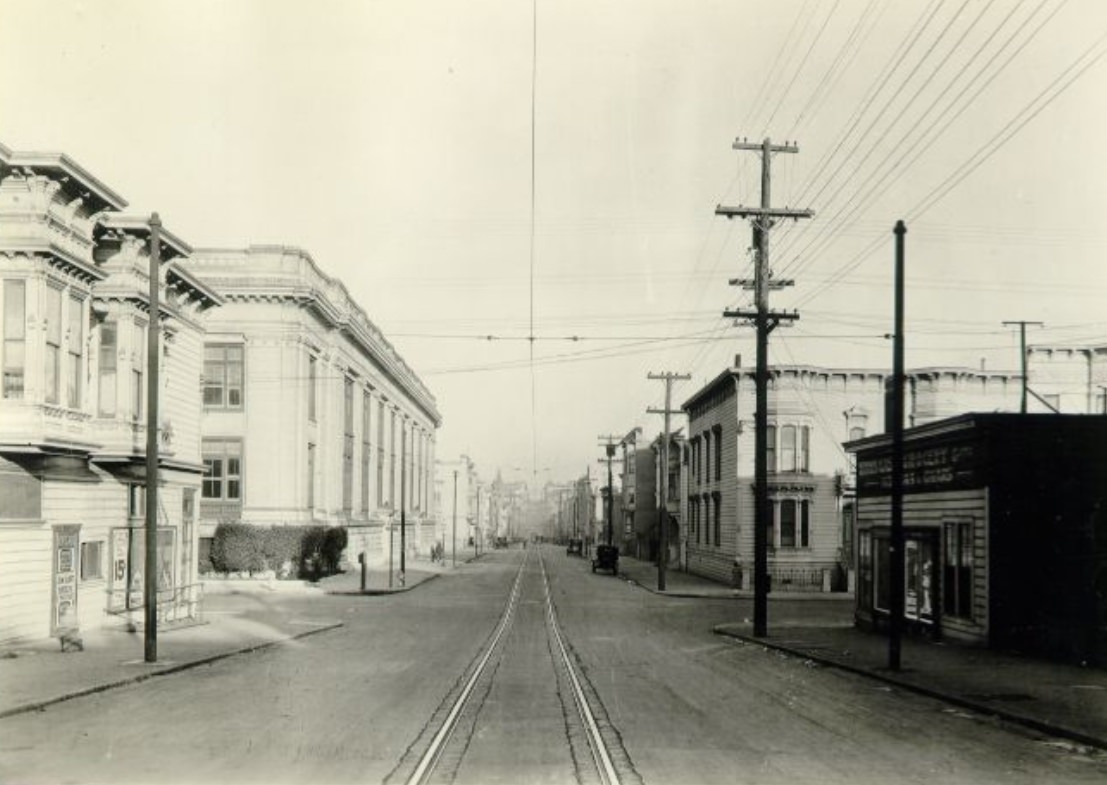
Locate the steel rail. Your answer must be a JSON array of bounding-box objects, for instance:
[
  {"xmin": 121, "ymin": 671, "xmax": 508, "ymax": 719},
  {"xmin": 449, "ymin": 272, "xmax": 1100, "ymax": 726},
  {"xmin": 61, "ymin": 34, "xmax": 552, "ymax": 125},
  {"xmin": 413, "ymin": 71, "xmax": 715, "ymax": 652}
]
[
  {"xmin": 538, "ymin": 548, "xmax": 622, "ymax": 785},
  {"xmin": 406, "ymin": 549, "xmax": 530, "ymax": 785}
]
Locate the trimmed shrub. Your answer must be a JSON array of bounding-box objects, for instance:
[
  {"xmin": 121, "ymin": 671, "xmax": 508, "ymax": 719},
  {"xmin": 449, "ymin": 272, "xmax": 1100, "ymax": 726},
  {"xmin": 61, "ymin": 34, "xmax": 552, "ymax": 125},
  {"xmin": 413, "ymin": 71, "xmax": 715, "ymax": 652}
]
[
  {"xmin": 322, "ymin": 527, "xmax": 348, "ymax": 573},
  {"xmin": 210, "ymin": 522, "xmax": 265, "ymax": 575},
  {"xmin": 207, "ymin": 523, "xmax": 348, "ymax": 579}
]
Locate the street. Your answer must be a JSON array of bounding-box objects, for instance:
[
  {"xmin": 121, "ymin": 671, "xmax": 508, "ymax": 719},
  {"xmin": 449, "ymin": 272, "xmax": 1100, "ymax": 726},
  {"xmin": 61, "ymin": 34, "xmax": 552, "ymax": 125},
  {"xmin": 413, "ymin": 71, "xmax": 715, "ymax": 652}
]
[{"xmin": 2, "ymin": 545, "xmax": 1105, "ymax": 785}]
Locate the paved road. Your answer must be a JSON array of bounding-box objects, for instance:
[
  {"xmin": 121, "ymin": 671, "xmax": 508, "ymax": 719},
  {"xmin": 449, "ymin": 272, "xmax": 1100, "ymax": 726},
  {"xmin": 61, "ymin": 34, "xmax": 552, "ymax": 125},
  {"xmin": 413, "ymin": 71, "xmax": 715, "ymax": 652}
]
[{"xmin": 2, "ymin": 545, "xmax": 1104, "ymax": 785}]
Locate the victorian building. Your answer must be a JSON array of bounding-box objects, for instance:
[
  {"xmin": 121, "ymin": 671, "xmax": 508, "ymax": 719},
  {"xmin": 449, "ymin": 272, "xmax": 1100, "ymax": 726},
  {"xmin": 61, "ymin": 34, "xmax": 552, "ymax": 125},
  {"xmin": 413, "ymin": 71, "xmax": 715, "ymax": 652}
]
[
  {"xmin": 681, "ymin": 363, "xmax": 1023, "ymax": 591},
  {"xmin": 0, "ymin": 143, "xmax": 221, "ymax": 644},
  {"xmin": 178, "ymin": 246, "xmax": 441, "ymax": 570}
]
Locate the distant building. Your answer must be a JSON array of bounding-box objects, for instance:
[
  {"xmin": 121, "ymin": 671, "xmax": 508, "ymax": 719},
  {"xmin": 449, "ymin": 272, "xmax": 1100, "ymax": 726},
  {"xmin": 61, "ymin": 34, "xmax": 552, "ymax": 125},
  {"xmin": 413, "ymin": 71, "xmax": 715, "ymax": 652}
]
[
  {"xmin": 848, "ymin": 413, "xmax": 1107, "ymax": 666},
  {"xmin": 179, "ymin": 246, "xmax": 441, "ymax": 569},
  {"xmin": 0, "ymin": 143, "xmax": 220, "ymax": 643}
]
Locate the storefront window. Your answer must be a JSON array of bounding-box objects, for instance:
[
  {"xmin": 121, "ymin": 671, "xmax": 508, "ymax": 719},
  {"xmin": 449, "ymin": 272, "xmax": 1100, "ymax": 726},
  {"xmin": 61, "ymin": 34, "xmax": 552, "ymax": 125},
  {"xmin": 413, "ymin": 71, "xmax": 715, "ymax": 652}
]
[
  {"xmin": 858, "ymin": 530, "xmax": 872, "ymax": 611},
  {"xmin": 875, "ymin": 536, "xmax": 890, "ymax": 613},
  {"xmin": 944, "ymin": 521, "xmax": 974, "ymax": 619}
]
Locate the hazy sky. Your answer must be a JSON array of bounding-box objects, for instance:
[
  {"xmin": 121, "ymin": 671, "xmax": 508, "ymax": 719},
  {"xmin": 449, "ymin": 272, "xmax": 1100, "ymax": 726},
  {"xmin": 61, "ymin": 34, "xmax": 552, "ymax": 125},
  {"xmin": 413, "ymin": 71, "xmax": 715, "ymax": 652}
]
[{"xmin": 3, "ymin": 0, "xmax": 1105, "ymax": 485}]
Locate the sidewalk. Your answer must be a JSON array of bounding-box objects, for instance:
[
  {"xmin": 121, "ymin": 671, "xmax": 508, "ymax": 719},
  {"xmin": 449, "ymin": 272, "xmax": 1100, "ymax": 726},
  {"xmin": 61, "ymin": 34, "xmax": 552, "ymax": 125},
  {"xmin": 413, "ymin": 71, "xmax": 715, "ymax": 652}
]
[
  {"xmin": 614, "ymin": 554, "xmax": 1107, "ymax": 751},
  {"xmin": 0, "ymin": 558, "xmax": 447, "ymax": 720}
]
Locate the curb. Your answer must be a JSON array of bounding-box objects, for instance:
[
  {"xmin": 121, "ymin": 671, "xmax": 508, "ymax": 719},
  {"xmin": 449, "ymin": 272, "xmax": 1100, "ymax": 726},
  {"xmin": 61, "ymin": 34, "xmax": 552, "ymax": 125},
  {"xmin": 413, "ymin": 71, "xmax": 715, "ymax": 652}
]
[
  {"xmin": 713, "ymin": 625, "xmax": 1107, "ymax": 753},
  {"xmin": 326, "ymin": 573, "xmax": 441, "ymax": 596},
  {"xmin": 0, "ymin": 621, "xmax": 344, "ymax": 721}
]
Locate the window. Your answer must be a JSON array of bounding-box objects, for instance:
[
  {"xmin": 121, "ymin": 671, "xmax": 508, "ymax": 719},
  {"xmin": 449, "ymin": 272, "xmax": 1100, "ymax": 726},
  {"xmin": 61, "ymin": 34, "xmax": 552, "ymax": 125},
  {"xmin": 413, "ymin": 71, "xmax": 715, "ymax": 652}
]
[
  {"xmin": 780, "ymin": 500, "xmax": 797, "ymax": 547},
  {"xmin": 128, "ymin": 484, "xmax": 146, "ymax": 518},
  {"xmin": 778, "ymin": 499, "xmax": 811, "ymax": 548},
  {"xmin": 713, "ymin": 491, "xmax": 721, "ymax": 546},
  {"xmin": 780, "ymin": 425, "xmax": 796, "ymax": 472},
  {"xmin": 132, "ymin": 321, "xmax": 144, "ymax": 421},
  {"xmin": 714, "ymin": 426, "xmax": 722, "ymax": 481},
  {"xmin": 858, "ymin": 530, "xmax": 873, "ymax": 611},
  {"xmin": 80, "ymin": 541, "xmax": 104, "ymax": 581},
  {"xmin": 98, "ymin": 322, "xmax": 117, "ymax": 416},
  {"xmin": 343, "ymin": 377, "xmax": 354, "ymax": 514},
  {"xmin": 2, "ymin": 280, "xmax": 26, "ymax": 399},
  {"xmin": 202, "ymin": 439, "xmax": 242, "ymax": 501},
  {"xmin": 307, "ymin": 442, "xmax": 315, "ymax": 509},
  {"xmin": 0, "ymin": 459, "xmax": 40, "ymax": 520},
  {"xmin": 389, "ymin": 409, "xmax": 396, "ymax": 505},
  {"xmin": 703, "ymin": 494, "xmax": 711, "ymax": 545},
  {"xmin": 203, "ymin": 345, "xmax": 244, "ymax": 408},
  {"xmin": 766, "ymin": 425, "xmax": 776, "ymax": 472},
  {"xmin": 45, "ymin": 286, "xmax": 62, "ymax": 404},
  {"xmin": 361, "ymin": 391, "xmax": 371, "ymax": 514},
  {"xmin": 944, "ymin": 521, "xmax": 973, "ymax": 619},
  {"xmin": 703, "ymin": 430, "xmax": 711, "ymax": 483},
  {"xmin": 307, "ymin": 354, "xmax": 317, "ymax": 421},
  {"xmin": 377, "ymin": 400, "xmax": 385, "ymax": 506},
  {"xmin": 799, "ymin": 426, "xmax": 810, "ymax": 472},
  {"xmin": 67, "ymin": 295, "xmax": 83, "ymax": 408}
]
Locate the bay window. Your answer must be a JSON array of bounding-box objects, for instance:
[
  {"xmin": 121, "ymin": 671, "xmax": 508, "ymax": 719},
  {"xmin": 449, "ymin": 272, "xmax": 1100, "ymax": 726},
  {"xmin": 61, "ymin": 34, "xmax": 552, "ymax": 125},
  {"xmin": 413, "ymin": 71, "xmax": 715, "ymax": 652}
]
[{"xmin": 2, "ymin": 280, "xmax": 26, "ymax": 399}]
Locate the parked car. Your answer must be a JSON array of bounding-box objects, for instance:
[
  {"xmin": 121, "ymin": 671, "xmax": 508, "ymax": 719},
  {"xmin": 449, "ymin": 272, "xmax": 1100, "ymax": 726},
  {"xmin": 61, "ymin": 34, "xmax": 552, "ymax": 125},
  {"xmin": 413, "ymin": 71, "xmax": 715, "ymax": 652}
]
[
  {"xmin": 566, "ymin": 538, "xmax": 584, "ymax": 556},
  {"xmin": 592, "ymin": 544, "xmax": 619, "ymax": 575}
]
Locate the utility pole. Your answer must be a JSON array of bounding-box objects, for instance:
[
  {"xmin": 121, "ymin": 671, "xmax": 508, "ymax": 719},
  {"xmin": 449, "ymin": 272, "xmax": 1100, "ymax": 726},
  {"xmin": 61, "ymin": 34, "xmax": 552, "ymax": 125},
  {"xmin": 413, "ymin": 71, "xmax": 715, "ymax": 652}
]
[
  {"xmin": 1003, "ymin": 320, "xmax": 1044, "ymax": 413},
  {"xmin": 717, "ymin": 137, "xmax": 812, "ymax": 638},
  {"xmin": 144, "ymin": 213, "xmax": 162, "ymax": 663},
  {"xmin": 647, "ymin": 372, "xmax": 691, "ymax": 592},
  {"xmin": 452, "ymin": 468, "xmax": 458, "ymax": 568},
  {"xmin": 889, "ymin": 221, "xmax": 907, "ymax": 671},
  {"xmin": 475, "ymin": 484, "xmax": 482, "ymax": 556},
  {"xmin": 598, "ymin": 434, "xmax": 622, "ymax": 547}
]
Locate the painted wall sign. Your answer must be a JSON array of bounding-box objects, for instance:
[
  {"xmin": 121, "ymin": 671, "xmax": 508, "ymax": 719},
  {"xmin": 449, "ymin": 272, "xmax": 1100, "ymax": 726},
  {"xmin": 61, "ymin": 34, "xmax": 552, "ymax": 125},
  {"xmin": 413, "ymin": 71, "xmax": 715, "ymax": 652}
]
[{"xmin": 857, "ymin": 439, "xmax": 978, "ymax": 496}]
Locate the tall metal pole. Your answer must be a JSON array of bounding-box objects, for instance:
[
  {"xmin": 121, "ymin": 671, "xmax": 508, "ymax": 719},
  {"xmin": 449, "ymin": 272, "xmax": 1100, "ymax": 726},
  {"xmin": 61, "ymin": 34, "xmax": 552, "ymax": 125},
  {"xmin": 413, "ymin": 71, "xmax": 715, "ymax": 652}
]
[
  {"xmin": 476, "ymin": 485, "xmax": 482, "ymax": 556},
  {"xmin": 606, "ymin": 446, "xmax": 615, "ymax": 545},
  {"xmin": 144, "ymin": 213, "xmax": 162, "ymax": 663},
  {"xmin": 889, "ymin": 220, "xmax": 907, "ymax": 671},
  {"xmin": 452, "ymin": 468, "xmax": 458, "ymax": 568}
]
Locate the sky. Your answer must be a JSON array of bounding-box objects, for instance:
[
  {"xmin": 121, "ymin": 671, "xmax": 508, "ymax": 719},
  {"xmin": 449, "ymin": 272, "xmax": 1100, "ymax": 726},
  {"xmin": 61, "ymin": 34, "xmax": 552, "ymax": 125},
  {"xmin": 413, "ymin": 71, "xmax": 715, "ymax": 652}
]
[{"xmin": 3, "ymin": 0, "xmax": 1106, "ymax": 487}]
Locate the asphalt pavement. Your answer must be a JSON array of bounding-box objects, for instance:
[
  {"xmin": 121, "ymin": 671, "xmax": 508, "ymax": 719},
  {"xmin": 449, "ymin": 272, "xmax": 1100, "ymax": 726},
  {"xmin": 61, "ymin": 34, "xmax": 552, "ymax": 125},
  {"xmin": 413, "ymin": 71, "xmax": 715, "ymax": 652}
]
[
  {"xmin": 610, "ymin": 551, "xmax": 1107, "ymax": 753},
  {"xmin": 3, "ymin": 546, "xmax": 1105, "ymax": 758}
]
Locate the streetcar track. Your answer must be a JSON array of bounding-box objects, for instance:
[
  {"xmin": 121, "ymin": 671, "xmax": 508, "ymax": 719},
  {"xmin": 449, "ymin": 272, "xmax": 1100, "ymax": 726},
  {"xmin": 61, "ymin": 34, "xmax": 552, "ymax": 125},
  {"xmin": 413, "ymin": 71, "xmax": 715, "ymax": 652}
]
[{"xmin": 396, "ymin": 546, "xmax": 633, "ymax": 785}]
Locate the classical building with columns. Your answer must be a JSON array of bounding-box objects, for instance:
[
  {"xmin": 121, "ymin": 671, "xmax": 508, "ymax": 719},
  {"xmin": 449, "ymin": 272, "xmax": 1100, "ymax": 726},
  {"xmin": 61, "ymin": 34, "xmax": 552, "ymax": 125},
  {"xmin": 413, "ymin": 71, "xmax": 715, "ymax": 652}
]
[
  {"xmin": 179, "ymin": 246, "xmax": 441, "ymax": 568},
  {"xmin": 0, "ymin": 143, "xmax": 221, "ymax": 644}
]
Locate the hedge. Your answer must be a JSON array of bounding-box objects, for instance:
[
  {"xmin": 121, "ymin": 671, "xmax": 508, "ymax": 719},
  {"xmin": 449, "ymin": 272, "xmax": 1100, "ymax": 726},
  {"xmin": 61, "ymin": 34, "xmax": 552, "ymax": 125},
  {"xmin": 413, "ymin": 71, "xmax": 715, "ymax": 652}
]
[{"xmin": 207, "ymin": 523, "xmax": 348, "ymax": 579}]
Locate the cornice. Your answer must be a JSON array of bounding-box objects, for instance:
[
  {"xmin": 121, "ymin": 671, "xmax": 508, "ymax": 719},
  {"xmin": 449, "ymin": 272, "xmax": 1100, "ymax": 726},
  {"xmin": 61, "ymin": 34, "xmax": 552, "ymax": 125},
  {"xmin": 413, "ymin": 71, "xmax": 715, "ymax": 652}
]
[{"xmin": 4, "ymin": 149, "xmax": 127, "ymax": 213}]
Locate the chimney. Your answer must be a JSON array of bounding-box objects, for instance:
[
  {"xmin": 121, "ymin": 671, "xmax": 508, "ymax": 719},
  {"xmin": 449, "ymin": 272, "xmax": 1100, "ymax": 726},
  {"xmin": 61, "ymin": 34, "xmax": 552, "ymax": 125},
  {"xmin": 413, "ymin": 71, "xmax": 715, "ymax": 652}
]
[{"xmin": 734, "ymin": 353, "xmax": 742, "ymax": 369}]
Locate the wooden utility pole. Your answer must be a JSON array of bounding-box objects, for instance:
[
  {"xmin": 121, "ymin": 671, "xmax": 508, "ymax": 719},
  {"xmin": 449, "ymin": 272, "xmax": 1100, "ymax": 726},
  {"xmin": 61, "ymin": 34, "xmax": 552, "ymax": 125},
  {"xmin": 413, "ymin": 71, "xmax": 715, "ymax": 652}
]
[
  {"xmin": 1003, "ymin": 320, "xmax": 1044, "ymax": 413},
  {"xmin": 452, "ymin": 468, "xmax": 458, "ymax": 568},
  {"xmin": 889, "ymin": 221, "xmax": 907, "ymax": 671},
  {"xmin": 717, "ymin": 137, "xmax": 812, "ymax": 638},
  {"xmin": 597, "ymin": 434, "xmax": 623, "ymax": 547},
  {"xmin": 144, "ymin": 214, "xmax": 162, "ymax": 663},
  {"xmin": 647, "ymin": 372, "xmax": 690, "ymax": 591}
]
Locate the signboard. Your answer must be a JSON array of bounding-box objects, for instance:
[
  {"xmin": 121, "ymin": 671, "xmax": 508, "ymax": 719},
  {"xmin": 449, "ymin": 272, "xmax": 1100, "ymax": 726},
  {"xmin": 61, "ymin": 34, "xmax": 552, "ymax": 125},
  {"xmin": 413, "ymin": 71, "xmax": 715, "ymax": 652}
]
[
  {"xmin": 110, "ymin": 527, "xmax": 176, "ymax": 611},
  {"xmin": 856, "ymin": 439, "xmax": 978, "ymax": 496},
  {"xmin": 51, "ymin": 525, "xmax": 81, "ymax": 636}
]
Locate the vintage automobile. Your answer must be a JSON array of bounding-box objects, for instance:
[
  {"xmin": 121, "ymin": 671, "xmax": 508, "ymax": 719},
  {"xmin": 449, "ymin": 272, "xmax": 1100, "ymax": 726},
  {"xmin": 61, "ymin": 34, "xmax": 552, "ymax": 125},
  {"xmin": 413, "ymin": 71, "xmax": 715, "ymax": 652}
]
[
  {"xmin": 591, "ymin": 544, "xmax": 619, "ymax": 575},
  {"xmin": 566, "ymin": 538, "xmax": 584, "ymax": 556}
]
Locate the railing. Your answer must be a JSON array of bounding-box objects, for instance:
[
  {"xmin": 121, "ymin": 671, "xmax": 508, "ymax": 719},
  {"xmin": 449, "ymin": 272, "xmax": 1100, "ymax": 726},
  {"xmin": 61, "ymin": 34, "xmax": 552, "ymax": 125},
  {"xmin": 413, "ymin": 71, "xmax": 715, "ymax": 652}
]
[
  {"xmin": 771, "ymin": 567, "xmax": 830, "ymax": 592},
  {"xmin": 105, "ymin": 581, "xmax": 205, "ymax": 626}
]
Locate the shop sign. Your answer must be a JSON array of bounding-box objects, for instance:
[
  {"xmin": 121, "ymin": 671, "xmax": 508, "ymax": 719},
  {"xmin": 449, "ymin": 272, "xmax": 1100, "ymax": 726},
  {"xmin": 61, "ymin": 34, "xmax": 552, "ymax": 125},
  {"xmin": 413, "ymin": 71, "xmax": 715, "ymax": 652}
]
[
  {"xmin": 51, "ymin": 525, "xmax": 81, "ymax": 636},
  {"xmin": 857, "ymin": 439, "xmax": 978, "ymax": 496}
]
